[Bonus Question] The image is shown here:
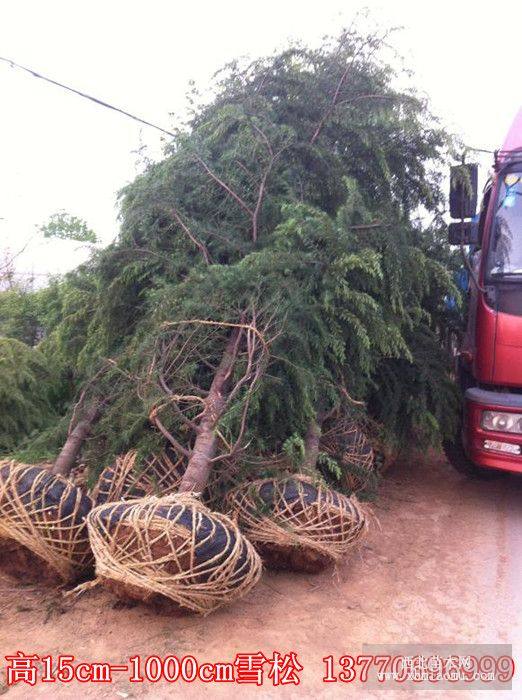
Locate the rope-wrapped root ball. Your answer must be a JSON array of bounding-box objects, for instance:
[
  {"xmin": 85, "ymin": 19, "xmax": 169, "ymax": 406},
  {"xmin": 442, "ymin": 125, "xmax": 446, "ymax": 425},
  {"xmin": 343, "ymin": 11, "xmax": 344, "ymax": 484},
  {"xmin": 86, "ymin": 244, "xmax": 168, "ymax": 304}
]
[
  {"xmin": 320, "ymin": 419, "xmax": 377, "ymax": 493},
  {"xmin": 226, "ymin": 475, "xmax": 368, "ymax": 573},
  {"xmin": 0, "ymin": 461, "xmax": 93, "ymax": 584},
  {"xmin": 87, "ymin": 493, "xmax": 262, "ymax": 614},
  {"xmin": 90, "ymin": 448, "xmax": 185, "ymax": 506}
]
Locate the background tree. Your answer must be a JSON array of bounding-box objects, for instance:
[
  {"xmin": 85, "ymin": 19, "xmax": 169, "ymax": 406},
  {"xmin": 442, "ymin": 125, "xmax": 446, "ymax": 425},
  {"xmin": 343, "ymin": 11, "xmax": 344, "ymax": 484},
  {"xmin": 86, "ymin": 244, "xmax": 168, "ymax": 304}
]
[
  {"xmin": 39, "ymin": 211, "xmax": 98, "ymax": 244},
  {"xmin": 0, "ymin": 338, "xmax": 57, "ymax": 454}
]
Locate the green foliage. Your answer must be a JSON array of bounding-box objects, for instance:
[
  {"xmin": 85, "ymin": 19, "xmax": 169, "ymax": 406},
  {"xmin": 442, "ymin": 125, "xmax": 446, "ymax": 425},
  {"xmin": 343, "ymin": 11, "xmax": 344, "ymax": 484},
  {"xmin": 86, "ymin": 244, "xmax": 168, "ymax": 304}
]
[
  {"xmin": 40, "ymin": 211, "xmax": 97, "ymax": 243},
  {"xmin": 11, "ymin": 415, "xmax": 70, "ymax": 464},
  {"xmin": 317, "ymin": 452, "xmax": 342, "ymax": 481},
  {"xmin": 0, "ymin": 286, "xmax": 43, "ymax": 346},
  {"xmin": 282, "ymin": 434, "xmax": 306, "ymax": 468},
  {"xmin": 368, "ymin": 323, "xmax": 460, "ymax": 447},
  {"xmin": 0, "ymin": 25, "xmax": 461, "ymax": 468},
  {"xmin": 0, "ymin": 338, "xmax": 58, "ymax": 454}
]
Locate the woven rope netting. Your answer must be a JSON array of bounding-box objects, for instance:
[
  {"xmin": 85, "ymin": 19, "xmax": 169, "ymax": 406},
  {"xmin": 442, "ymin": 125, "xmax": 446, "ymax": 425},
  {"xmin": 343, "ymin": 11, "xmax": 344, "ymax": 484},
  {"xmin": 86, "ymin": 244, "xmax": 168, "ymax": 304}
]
[
  {"xmin": 226, "ymin": 474, "xmax": 368, "ymax": 572},
  {"xmin": 0, "ymin": 461, "xmax": 93, "ymax": 583},
  {"xmin": 90, "ymin": 448, "xmax": 186, "ymax": 506},
  {"xmin": 87, "ymin": 493, "xmax": 262, "ymax": 614},
  {"xmin": 69, "ymin": 463, "xmax": 89, "ymax": 492},
  {"xmin": 320, "ymin": 417, "xmax": 377, "ymax": 493},
  {"xmin": 203, "ymin": 457, "xmax": 243, "ymax": 509}
]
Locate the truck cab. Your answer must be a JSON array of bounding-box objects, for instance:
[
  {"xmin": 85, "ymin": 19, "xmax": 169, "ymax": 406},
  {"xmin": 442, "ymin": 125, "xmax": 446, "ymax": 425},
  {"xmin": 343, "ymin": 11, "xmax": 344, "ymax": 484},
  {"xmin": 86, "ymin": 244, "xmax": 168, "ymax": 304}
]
[{"xmin": 447, "ymin": 109, "xmax": 522, "ymax": 475}]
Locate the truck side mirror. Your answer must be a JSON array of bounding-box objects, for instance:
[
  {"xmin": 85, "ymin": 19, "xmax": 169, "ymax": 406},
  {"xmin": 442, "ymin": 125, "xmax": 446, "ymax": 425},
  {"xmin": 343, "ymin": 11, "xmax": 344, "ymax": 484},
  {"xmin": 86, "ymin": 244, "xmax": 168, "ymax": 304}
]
[
  {"xmin": 448, "ymin": 221, "xmax": 478, "ymax": 245},
  {"xmin": 450, "ymin": 163, "xmax": 478, "ymax": 219}
]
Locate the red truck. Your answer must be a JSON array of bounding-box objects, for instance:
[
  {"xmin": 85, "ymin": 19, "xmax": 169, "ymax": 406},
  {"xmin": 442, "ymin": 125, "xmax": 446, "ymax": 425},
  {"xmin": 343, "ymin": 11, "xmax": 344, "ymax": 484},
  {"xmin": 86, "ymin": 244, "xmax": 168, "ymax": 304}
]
[{"xmin": 445, "ymin": 109, "xmax": 522, "ymax": 477}]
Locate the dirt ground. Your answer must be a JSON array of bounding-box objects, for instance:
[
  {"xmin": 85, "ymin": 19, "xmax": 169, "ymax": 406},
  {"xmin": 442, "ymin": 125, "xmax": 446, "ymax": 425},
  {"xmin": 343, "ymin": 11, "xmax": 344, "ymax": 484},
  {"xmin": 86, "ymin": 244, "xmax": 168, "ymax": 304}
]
[{"xmin": 0, "ymin": 452, "xmax": 520, "ymax": 699}]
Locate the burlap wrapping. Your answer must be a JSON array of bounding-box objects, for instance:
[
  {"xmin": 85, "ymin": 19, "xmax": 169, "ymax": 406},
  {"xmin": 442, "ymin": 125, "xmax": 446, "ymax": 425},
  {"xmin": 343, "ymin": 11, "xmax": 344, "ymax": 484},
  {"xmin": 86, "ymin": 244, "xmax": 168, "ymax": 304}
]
[
  {"xmin": 90, "ymin": 448, "xmax": 185, "ymax": 506},
  {"xmin": 87, "ymin": 493, "xmax": 262, "ymax": 614},
  {"xmin": 225, "ymin": 474, "xmax": 367, "ymax": 572},
  {"xmin": 0, "ymin": 461, "xmax": 93, "ymax": 583}
]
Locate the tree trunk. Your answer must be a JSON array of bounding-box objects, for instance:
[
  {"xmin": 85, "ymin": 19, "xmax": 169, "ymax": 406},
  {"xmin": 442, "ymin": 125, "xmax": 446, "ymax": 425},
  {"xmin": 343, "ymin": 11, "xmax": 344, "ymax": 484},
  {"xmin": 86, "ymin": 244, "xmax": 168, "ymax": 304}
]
[
  {"xmin": 301, "ymin": 419, "xmax": 322, "ymax": 474},
  {"xmin": 178, "ymin": 328, "xmax": 242, "ymax": 493},
  {"xmin": 52, "ymin": 405, "xmax": 99, "ymax": 477}
]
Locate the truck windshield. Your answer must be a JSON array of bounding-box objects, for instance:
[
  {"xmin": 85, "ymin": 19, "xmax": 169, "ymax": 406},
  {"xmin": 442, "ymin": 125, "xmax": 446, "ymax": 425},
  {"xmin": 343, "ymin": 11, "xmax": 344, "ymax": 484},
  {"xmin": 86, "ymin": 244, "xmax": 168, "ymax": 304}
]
[{"xmin": 487, "ymin": 171, "xmax": 522, "ymax": 278}]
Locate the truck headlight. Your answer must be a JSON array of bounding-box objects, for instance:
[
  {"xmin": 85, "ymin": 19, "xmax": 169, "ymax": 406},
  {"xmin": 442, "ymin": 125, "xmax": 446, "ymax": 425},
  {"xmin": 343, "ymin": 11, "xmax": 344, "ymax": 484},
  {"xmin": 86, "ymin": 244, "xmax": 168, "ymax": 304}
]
[{"xmin": 482, "ymin": 410, "xmax": 522, "ymax": 434}]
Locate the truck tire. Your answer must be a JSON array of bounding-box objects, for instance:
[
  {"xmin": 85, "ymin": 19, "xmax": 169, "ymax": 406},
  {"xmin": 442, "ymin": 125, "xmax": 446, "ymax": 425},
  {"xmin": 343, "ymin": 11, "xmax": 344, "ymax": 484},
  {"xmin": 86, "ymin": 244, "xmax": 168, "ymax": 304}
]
[
  {"xmin": 444, "ymin": 361, "xmax": 504, "ymax": 479},
  {"xmin": 442, "ymin": 434, "xmax": 504, "ymax": 480}
]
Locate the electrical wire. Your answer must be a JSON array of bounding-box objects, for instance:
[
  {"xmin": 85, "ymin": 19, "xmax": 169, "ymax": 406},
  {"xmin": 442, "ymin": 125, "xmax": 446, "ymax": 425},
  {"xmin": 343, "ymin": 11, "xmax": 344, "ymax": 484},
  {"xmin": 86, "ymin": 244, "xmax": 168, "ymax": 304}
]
[
  {"xmin": 0, "ymin": 55, "xmax": 177, "ymax": 139},
  {"xmin": 0, "ymin": 56, "xmax": 507, "ymax": 157}
]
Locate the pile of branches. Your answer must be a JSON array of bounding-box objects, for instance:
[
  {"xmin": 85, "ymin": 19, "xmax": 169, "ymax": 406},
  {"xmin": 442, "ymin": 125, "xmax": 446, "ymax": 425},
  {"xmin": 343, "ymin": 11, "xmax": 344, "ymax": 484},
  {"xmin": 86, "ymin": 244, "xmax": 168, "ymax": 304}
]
[
  {"xmin": 0, "ymin": 25, "xmax": 462, "ymax": 588},
  {"xmin": 4, "ymin": 24, "xmax": 460, "ymax": 476}
]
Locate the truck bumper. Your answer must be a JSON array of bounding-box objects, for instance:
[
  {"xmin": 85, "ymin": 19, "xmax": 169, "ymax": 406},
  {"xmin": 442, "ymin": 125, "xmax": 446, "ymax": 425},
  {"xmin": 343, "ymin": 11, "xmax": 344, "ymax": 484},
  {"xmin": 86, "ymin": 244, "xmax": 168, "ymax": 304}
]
[{"xmin": 464, "ymin": 388, "xmax": 522, "ymax": 474}]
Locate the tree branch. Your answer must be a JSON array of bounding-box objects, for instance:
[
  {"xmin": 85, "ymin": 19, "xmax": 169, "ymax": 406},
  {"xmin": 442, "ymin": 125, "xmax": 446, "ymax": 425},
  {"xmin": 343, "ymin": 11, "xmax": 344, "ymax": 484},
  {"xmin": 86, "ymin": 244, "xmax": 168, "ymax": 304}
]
[
  {"xmin": 194, "ymin": 155, "xmax": 254, "ymax": 217},
  {"xmin": 149, "ymin": 405, "xmax": 192, "ymax": 458},
  {"xmin": 309, "ymin": 36, "xmax": 386, "ymax": 144},
  {"xmin": 170, "ymin": 206, "xmax": 212, "ymax": 265}
]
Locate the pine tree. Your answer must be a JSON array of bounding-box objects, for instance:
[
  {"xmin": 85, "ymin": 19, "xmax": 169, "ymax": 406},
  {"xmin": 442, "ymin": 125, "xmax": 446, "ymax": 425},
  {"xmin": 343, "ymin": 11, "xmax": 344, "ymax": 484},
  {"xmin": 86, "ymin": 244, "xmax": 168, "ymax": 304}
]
[
  {"xmin": 3, "ymin": 27, "xmax": 460, "ymax": 482},
  {"xmin": 0, "ymin": 338, "xmax": 57, "ymax": 454}
]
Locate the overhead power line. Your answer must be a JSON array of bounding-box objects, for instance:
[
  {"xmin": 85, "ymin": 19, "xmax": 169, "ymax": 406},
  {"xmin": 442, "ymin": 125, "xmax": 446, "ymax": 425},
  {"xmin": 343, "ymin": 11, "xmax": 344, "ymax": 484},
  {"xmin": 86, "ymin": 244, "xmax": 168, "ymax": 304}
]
[
  {"xmin": 0, "ymin": 56, "xmax": 500, "ymax": 157},
  {"xmin": 0, "ymin": 55, "xmax": 177, "ymax": 139}
]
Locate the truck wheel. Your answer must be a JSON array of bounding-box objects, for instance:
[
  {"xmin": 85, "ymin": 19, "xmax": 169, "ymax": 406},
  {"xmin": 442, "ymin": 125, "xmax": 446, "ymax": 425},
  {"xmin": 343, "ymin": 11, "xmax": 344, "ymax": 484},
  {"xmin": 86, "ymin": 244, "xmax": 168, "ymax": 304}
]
[{"xmin": 443, "ymin": 435, "xmax": 504, "ymax": 480}]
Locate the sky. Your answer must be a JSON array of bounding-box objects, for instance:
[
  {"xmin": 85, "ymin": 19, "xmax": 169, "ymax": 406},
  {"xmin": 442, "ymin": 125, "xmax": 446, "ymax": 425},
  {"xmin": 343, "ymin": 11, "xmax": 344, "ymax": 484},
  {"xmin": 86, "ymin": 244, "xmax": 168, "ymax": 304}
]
[{"xmin": 1, "ymin": 0, "xmax": 521, "ymax": 282}]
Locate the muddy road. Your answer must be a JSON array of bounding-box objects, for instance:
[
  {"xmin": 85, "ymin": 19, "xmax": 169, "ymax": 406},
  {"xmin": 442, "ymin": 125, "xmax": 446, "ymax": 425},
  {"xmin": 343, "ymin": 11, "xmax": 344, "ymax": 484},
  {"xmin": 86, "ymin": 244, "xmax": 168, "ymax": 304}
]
[{"xmin": 0, "ymin": 452, "xmax": 520, "ymax": 698}]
